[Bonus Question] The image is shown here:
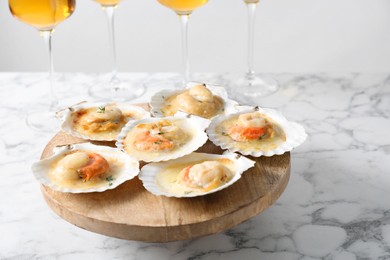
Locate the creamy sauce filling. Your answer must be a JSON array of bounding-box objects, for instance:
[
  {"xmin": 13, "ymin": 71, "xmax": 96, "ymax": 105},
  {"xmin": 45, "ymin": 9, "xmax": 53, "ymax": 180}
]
[
  {"xmin": 216, "ymin": 114, "xmax": 286, "ymax": 152},
  {"xmin": 123, "ymin": 119, "xmax": 192, "ymax": 160},
  {"xmin": 71, "ymin": 106, "xmax": 141, "ymax": 139},
  {"xmin": 49, "ymin": 150, "xmax": 123, "ymax": 190},
  {"xmin": 155, "ymin": 158, "xmax": 234, "ymax": 196},
  {"xmin": 161, "ymin": 90, "xmax": 224, "ymax": 119}
]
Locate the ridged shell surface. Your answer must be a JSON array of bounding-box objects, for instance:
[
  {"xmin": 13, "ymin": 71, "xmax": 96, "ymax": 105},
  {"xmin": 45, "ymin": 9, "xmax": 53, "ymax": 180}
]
[
  {"xmin": 139, "ymin": 152, "xmax": 255, "ymax": 198},
  {"xmin": 116, "ymin": 112, "xmax": 210, "ymax": 163},
  {"xmin": 207, "ymin": 106, "xmax": 307, "ymax": 157},
  {"xmin": 61, "ymin": 102, "xmax": 150, "ymax": 141},
  {"xmin": 32, "ymin": 143, "xmax": 139, "ymax": 193},
  {"xmin": 150, "ymin": 82, "xmax": 238, "ymax": 119}
]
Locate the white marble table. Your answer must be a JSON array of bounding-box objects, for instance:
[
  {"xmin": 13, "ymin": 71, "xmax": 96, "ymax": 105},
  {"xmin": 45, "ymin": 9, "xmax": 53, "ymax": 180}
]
[{"xmin": 1, "ymin": 73, "xmax": 390, "ymax": 259}]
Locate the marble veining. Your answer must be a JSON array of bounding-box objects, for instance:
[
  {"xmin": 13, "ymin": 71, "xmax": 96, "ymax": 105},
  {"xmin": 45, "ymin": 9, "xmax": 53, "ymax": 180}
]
[{"xmin": 1, "ymin": 73, "xmax": 390, "ymax": 259}]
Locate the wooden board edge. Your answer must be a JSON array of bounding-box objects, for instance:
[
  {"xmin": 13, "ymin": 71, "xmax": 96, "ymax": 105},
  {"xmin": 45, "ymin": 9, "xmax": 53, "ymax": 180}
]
[{"xmin": 40, "ymin": 165, "xmax": 290, "ymax": 242}]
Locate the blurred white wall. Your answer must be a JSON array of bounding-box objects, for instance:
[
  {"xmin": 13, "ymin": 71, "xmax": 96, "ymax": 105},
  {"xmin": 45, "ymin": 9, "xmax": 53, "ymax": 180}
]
[{"xmin": 0, "ymin": 0, "xmax": 389, "ymax": 73}]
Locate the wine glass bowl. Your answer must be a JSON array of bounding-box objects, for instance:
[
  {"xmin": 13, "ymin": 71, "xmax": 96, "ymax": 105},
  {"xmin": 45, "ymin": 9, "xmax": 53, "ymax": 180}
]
[
  {"xmin": 157, "ymin": 0, "xmax": 208, "ymax": 15},
  {"xmin": 9, "ymin": 0, "xmax": 75, "ymax": 31},
  {"xmin": 94, "ymin": 0, "xmax": 121, "ymax": 7}
]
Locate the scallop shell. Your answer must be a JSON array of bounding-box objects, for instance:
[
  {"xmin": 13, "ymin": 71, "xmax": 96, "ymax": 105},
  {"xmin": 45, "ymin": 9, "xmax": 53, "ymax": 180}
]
[
  {"xmin": 139, "ymin": 151, "xmax": 255, "ymax": 198},
  {"xmin": 61, "ymin": 102, "xmax": 150, "ymax": 141},
  {"xmin": 207, "ymin": 106, "xmax": 307, "ymax": 157},
  {"xmin": 116, "ymin": 112, "xmax": 210, "ymax": 162},
  {"xmin": 150, "ymin": 82, "xmax": 238, "ymax": 119},
  {"xmin": 31, "ymin": 143, "xmax": 140, "ymax": 193}
]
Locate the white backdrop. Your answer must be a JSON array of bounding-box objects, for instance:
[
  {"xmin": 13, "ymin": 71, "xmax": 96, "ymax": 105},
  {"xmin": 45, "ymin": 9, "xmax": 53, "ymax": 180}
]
[{"xmin": 0, "ymin": 0, "xmax": 389, "ymax": 73}]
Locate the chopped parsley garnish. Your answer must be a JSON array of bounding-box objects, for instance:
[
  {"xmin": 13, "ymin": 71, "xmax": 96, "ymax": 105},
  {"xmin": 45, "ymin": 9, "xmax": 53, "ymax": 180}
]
[
  {"xmin": 106, "ymin": 175, "xmax": 114, "ymax": 186},
  {"xmin": 184, "ymin": 191, "xmax": 193, "ymax": 195},
  {"xmin": 97, "ymin": 106, "xmax": 106, "ymax": 113}
]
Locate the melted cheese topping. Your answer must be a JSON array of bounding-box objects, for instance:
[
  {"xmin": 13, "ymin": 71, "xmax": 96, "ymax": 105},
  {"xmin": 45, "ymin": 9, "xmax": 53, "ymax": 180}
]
[
  {"xmin": 52, "ymin": 152, "xmax": 89, "ymax": 182},
  {"xmin": 49, "ymin": 150, "xmax": 123, "ymax": 190},
  {"xmin": 123, "ymin": 119, "xmax": 191, "ymax": 160},
  {"xmin": 177, "ymin": 161, "xmax": 233, "ymax": 191},
  {"xmin": 237, "ymin": 113, "xmax": 267, "ymax": 128},
  {"xmin": 216, "ymin": 112, "xmax": 286, "ymax": 152},
  {"xmin": 155, "ymin": 158, "xmax": 234, "ymax": 196},
  {"xmin": 161, "ymin": 84, "xmax": 224, "ymax": 118},
  {"xmin": 71, "ymin": 105, "xmax": 139, "ymax": 139}
]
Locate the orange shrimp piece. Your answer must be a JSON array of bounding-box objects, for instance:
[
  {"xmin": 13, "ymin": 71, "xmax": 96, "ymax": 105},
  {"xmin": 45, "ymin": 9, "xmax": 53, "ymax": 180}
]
[
  {"xmin": 78, "ymin": 153, "xmax": 109, "ymax": 181},
  {"xmin": 177, "ymin": 165, "xmax": 193, "ymax": 185},
  {"xmin": 228, "ymin": 126, "xmax": 267, "ymax": 141},
  {"xmin": 177, "ymin": 164, "xmax": 224, "ymax": 191},
  {"xmin": 134, "ymin": 131, "xmax": 174, "ymax": 151}
]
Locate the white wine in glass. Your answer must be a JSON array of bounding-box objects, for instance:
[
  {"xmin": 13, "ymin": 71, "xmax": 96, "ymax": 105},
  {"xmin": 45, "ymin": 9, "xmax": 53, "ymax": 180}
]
[
  {"xmin": 157, "ymin": 0, "xmax": 208, "ymax": 86},
  {"xmin": 230, "ymin": 0, "xmax": 278, "ymax": 100},
  {"xmin": 9, "ymin": 0, "xmax": 75, "ymax": 132},
  {"xmin": 95, "ymin": 0, "xmax": 121, "ymax": 6},
  {"xmin": 158, "ymin": 0, "xmax": 208, "ymax": 15},
  {"xmin": 89, "ymin": 0, "xmax": 145, "ymax": 101}
]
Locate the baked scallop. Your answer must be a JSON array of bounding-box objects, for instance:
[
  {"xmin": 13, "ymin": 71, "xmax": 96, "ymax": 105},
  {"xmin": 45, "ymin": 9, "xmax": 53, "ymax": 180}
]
[
  {"xmin": 139, "ymin": 152, "xmax": 255, "ymax": 197},
  {"xmin": 61, "ymin": 102, "xmax": 150, "ymax": 141},
  {"xmin": 32, "ymin": 143, "xmax": 140, "ymax": 193},
  {"xmin": 150, "ymin": 82, "xmax": 238, "ymax": 119},
  {"xmin": 207, "ymin": 106, "xmax": 307, "ymax": 157},
  {"xmin": 116, "ymin": 112, "xmax": 210, "ymax": 162}
]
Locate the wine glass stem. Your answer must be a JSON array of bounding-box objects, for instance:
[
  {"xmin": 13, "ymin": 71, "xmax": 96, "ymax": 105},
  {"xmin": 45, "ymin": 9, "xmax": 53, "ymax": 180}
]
[
  {"xmin": 247, "ymin": 3, "xmax": 257, "ymax": 78},
  {"xmin": 179, "ymin": 14, "xmax": 190, "ymax": 85},
  {"xmin": 40, "ymin": 30, "xmax": 58, "ymax": 110},
  {"xmin": 104, "ymin": 6, "xmax": 118, "ymax": 82}
]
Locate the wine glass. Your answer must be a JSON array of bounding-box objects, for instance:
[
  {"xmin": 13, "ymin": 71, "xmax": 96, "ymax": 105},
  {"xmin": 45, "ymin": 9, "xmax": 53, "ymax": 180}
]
[
  {"xmin": 9, "ymin": 0, "xmax": 76, "ymax": 132},
  {"xmin": 229, "ymin": 0, "xmax": 279, "ymax": 99},
  {"xmin": 157, "ymin": 0, "xmax": 208, "ymax": 87},
  {"xmin": 89, "ymin": 0, "xmax": 145, "ymax": 101}
]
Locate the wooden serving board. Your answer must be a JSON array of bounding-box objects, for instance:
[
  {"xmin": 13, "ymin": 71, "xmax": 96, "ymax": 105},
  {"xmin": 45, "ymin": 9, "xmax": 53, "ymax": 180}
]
[{"xmin": 40, "ymin": 107, "xmax": 290, "ymax": 242}]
